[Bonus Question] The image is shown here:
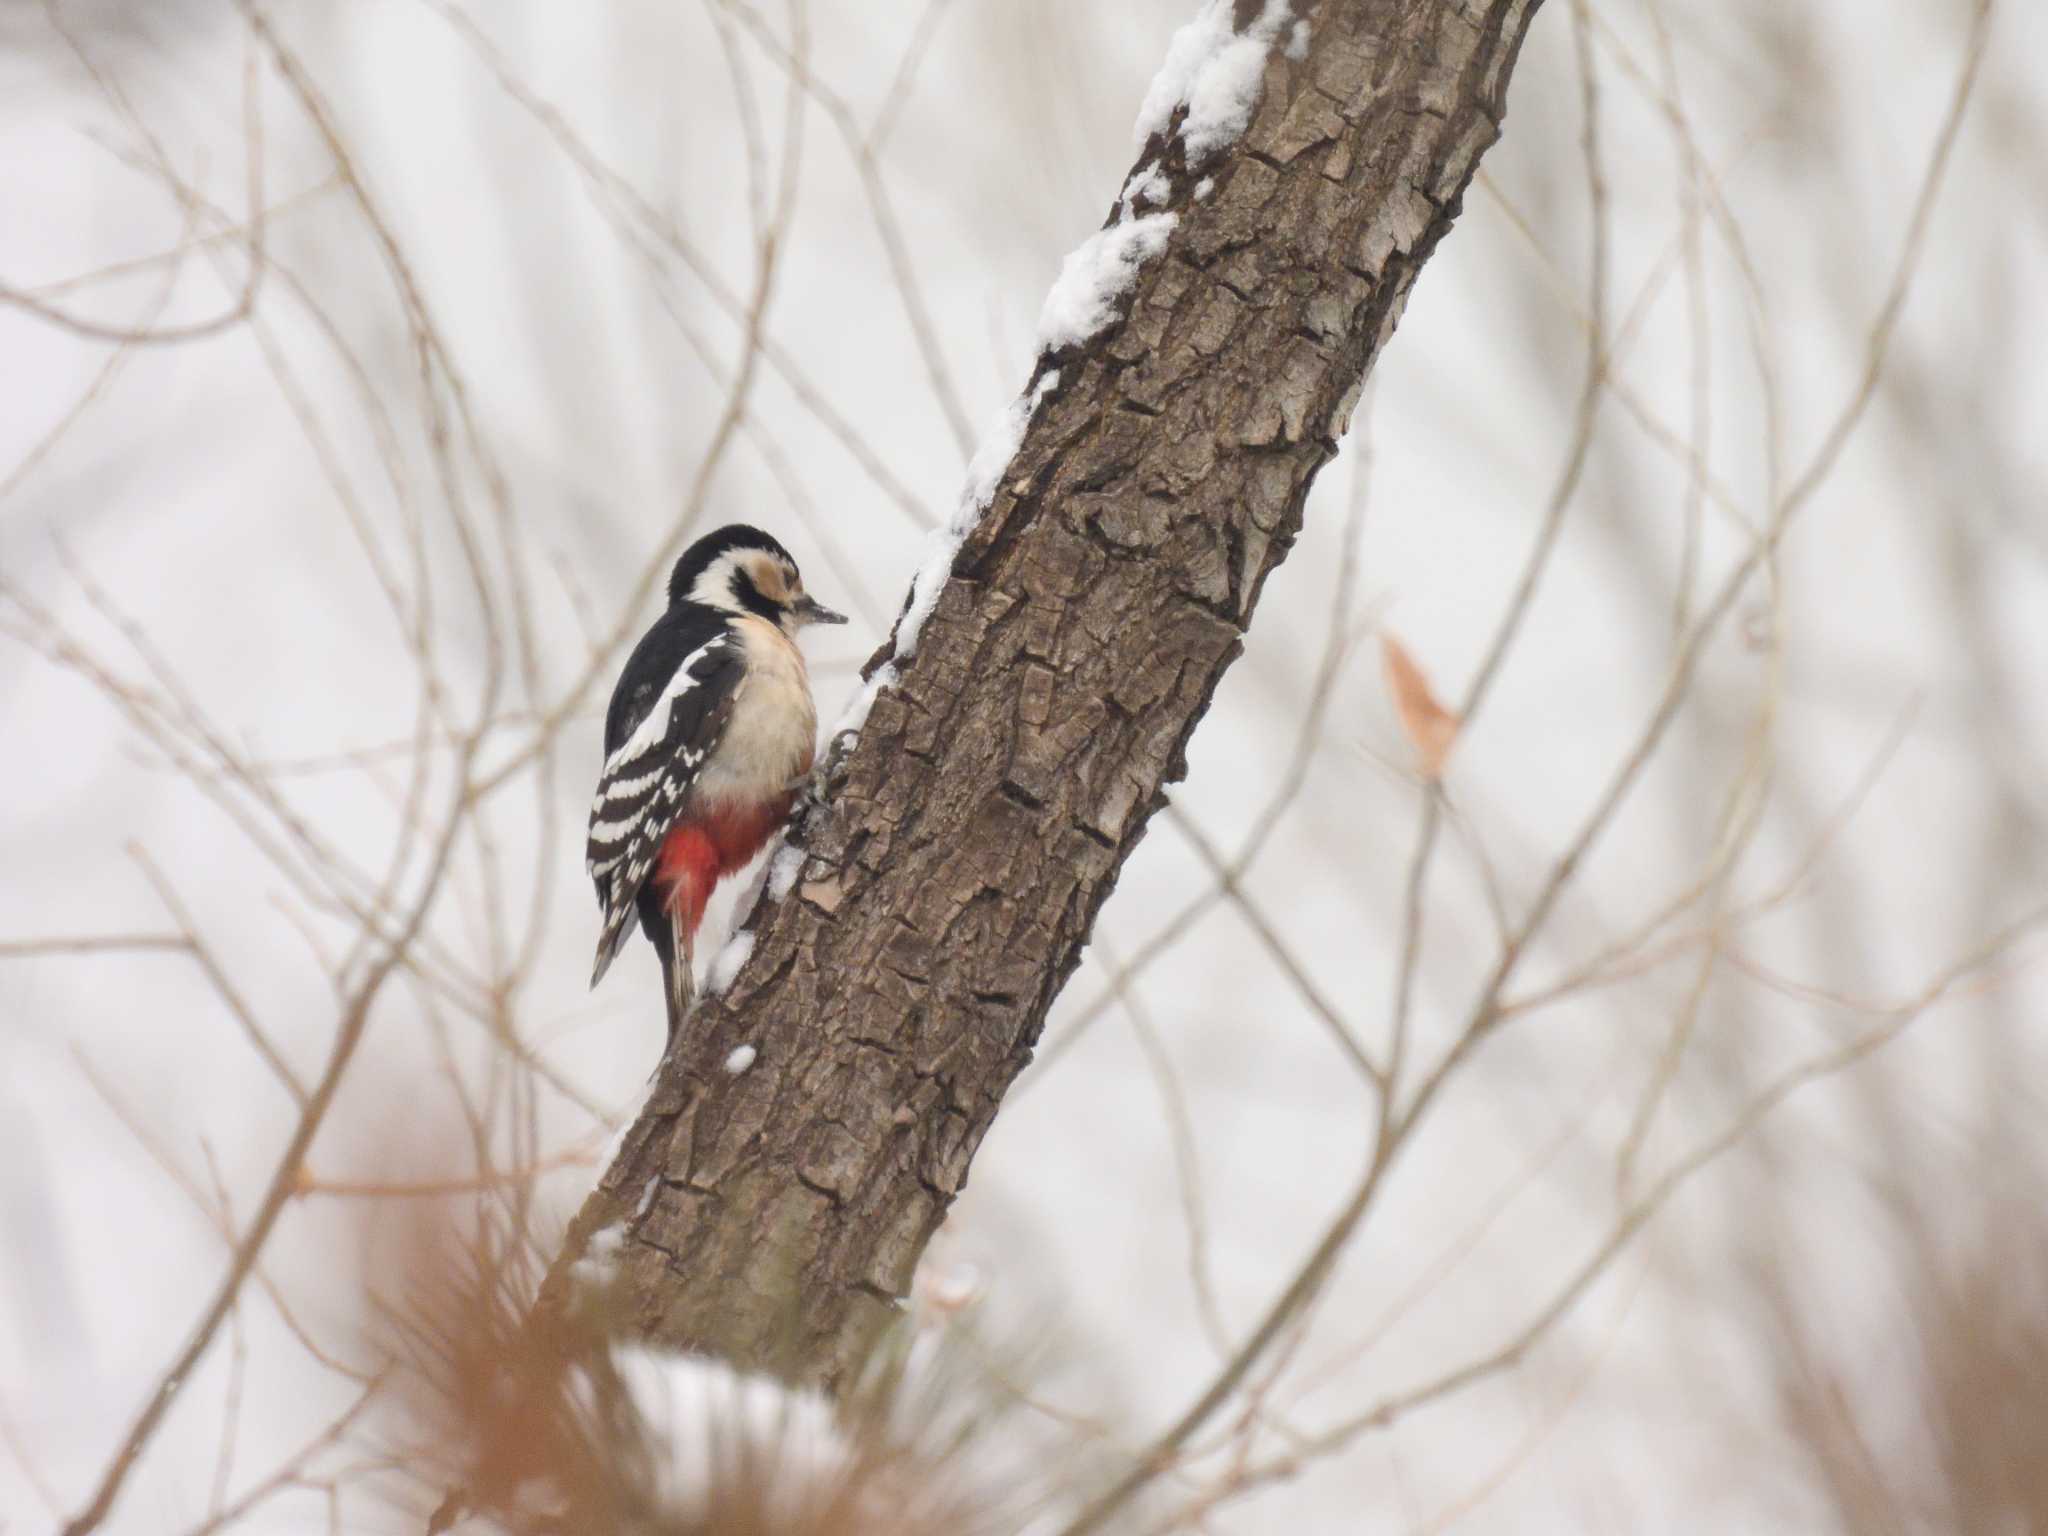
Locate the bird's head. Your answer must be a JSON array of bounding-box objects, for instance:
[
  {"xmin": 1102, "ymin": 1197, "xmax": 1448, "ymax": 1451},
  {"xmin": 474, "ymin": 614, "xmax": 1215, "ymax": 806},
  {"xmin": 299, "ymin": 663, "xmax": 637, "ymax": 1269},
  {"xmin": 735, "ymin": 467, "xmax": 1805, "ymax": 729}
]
[{"xmin": 668, "ymin": 524, "xmax": 848, "ymax": 636}]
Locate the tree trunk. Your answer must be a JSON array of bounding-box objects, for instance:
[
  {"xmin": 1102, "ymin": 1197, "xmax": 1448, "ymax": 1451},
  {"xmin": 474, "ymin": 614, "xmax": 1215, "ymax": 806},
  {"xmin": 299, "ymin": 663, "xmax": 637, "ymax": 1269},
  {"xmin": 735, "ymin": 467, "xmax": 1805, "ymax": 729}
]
[{"xmin": 552, "ymin": 0, "xmax": 1542, "ymax": 1389}]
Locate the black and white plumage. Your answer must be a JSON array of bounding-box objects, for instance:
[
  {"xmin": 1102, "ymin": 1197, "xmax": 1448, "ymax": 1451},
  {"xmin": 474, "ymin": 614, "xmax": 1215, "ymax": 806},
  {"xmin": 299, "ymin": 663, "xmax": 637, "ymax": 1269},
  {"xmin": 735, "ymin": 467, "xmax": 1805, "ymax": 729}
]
[
  {"xmin": 587, "ymin": 525, "xmax": 845, "ymax": 1037},
  {"xmin": 585, "ymin": 629, "xmax": 743, "ymax": 976}
]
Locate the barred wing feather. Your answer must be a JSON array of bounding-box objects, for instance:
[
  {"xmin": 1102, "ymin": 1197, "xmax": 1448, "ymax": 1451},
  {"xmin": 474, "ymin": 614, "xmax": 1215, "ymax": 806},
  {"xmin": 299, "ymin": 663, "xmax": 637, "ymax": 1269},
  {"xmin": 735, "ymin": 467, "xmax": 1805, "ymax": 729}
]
[{"xmin": 587, "ymin": 633, "xmax": 742, "ymax": 987}]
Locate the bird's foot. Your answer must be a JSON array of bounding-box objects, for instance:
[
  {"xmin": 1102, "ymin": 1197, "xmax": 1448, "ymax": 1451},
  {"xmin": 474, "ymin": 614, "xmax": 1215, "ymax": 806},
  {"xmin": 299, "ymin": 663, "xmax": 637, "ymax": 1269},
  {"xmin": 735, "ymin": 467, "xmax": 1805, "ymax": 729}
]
[{"xmin": 793, "ymin": 747, "xmax": 845, "ymax": 810}]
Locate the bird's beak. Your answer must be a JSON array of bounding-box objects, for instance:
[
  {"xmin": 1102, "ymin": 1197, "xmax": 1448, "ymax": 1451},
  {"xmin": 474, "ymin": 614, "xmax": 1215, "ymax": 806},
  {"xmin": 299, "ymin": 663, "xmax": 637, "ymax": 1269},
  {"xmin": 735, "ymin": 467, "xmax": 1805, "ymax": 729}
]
[{"xmin": 792, "ymin": 594, "xmax": 848, "ymax": 627}]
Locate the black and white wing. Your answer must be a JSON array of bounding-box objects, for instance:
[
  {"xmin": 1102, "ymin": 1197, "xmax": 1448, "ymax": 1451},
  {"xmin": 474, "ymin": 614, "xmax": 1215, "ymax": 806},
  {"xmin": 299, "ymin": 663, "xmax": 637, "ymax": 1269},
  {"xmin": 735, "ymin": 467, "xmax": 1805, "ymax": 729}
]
[{"xmin": 587, "ymin": 621, "xmax": 743, "ymax": 987}]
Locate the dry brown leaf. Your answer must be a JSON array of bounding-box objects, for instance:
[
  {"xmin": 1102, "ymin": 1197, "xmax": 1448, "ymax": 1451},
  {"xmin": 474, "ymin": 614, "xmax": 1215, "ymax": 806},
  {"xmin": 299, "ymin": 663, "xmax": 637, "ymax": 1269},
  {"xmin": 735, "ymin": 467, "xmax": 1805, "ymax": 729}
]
[{"xmin": 1380, "ymin": 633, "xmax": 1460, "ymax": 780}]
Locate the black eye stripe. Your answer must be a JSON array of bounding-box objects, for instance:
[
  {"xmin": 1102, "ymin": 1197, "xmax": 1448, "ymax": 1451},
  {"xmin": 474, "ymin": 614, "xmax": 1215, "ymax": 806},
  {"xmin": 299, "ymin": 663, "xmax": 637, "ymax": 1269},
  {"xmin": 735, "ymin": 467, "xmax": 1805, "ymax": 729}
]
[{"xmin": 727, "ymin": 564, "xmax": 783, "ymax": 623}]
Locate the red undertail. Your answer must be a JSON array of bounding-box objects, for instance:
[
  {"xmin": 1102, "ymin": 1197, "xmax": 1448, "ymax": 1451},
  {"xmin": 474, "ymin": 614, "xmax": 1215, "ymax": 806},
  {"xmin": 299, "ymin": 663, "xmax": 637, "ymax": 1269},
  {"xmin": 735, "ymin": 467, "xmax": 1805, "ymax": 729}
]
[{"xmin": 654, "ymin": 792, "xmax": 795, "ymax": 952}]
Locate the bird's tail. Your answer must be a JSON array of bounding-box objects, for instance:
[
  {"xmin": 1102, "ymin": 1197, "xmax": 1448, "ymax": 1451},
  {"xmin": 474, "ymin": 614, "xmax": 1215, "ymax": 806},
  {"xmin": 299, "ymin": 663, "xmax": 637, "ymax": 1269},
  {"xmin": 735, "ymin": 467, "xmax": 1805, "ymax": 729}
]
[
  {"xmin": 589, "ymin": 902, "xmax": 634, "ymax": 990},
  {"xmin": 590, "ymin": 891, "xmax": 694, "ymax": 1039},
  {"xmin": 663, "ymin": 905, "xmax": 696, "ymax": 1042}
]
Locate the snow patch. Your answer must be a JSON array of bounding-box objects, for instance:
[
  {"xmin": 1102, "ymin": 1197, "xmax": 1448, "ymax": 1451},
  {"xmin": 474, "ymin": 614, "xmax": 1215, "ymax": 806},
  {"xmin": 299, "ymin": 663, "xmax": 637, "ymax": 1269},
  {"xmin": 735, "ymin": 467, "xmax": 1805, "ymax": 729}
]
[
  {"xmin": 767, "ymin": 842, "xmax": 805, "ymax": 901},
  {"xmin": 610, "ymin": 1346, "xmax": 851, "ymax": 1524},
  {"xmin": 895, "ymin": 531, "xmax": 963, "ymax": 661},
  {"xmin": 634, "ymin": 1173, "xmax": 662, "ymax": 1219},
  {"xmin": 723, "ymin": 1044, "xmax": 757, "ymax": 1076},
  {"xmin": 1285, "ymin": 17, "xmax": 1310, "ymax": 60},
  {"xmin": 1037, "ymin": 218, "xmax": 1176, "ymax": 354},
  {"xmin": 571, "ymin": 1222, "xmax": 626, "ymax": 1292},
  {"xmin": 1121, "ymin": 161, "xmax": 1170, "ymax": 212},
  {"xmin": 705, "ymin": 930, "xmax": 756, "ymax": 996},
  {"xmin": 891, "ymin": 367, "xmax": 1064, "ymax": 669},
  {"xmin": 1194, "ymin": 175, "xmax": 1216, "ymax": 201},
  {"xmin": 1132, "ymin": 0, "xmax": 1291, "ymax": 164},
  {"xmin": 585, "ymin": 1322, "xmax": 1092, "ymax": 1532},
  {"xmin": 960, "ymin": 368, "xmax": 1061, "ymax": 526},
  {"xmin": 725, "ymin": 838, "xmax": 780, "ymax": 931}
]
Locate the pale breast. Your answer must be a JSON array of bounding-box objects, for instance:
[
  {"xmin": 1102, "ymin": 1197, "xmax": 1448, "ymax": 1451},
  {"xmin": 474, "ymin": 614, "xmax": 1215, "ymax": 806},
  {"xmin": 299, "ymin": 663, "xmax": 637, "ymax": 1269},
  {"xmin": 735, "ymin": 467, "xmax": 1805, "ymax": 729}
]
[{"xmin": 692, "ymin": 615, "xmax": 817, "ymax": 808}]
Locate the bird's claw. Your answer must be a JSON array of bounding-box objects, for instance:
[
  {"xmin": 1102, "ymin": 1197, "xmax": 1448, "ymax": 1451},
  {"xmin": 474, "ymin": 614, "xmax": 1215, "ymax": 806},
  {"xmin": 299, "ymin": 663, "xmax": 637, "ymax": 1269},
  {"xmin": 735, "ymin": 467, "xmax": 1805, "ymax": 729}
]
[
  {"xmin": 794, "ymin": 759, "xmax": 833, "ymax": 811},
  {"xmin": 795, "ymin": 730, "xmax": 861, "ymax": 810}
]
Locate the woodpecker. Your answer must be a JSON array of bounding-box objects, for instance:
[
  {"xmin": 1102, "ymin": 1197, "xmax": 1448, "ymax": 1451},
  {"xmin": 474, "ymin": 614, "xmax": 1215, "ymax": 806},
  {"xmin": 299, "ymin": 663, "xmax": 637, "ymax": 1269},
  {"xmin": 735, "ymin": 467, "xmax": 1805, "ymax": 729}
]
[{"xmin": 587, "ymin": 525, "xmax": 846, "ymax": 1037}]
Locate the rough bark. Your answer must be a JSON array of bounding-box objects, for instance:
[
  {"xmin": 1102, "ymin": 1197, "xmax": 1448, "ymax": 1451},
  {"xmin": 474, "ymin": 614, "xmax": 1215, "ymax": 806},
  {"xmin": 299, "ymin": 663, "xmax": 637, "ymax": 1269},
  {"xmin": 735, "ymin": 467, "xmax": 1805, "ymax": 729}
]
[{"xmin": 551, "ymin": 0, "xmax": 1542, "ymax": 1388}]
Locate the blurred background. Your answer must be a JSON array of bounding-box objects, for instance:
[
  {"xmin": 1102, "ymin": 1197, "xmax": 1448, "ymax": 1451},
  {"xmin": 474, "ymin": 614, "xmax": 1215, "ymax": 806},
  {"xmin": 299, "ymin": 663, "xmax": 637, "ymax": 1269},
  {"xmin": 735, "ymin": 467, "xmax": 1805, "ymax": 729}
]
[{"xmin": 3, "ymin": 0, "xmax": 2045, "ymax": 1530}]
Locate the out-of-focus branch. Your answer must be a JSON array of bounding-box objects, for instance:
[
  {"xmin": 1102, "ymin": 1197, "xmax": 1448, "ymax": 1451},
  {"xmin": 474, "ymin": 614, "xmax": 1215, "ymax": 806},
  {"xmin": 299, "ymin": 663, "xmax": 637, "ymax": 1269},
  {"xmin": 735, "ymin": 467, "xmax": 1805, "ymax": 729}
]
[
  {"xmin": 418, "ymin": 0, "xmax": 939, "ymax": 535},
  {"xmin": 60, "ymin": 783, "xmax": 475, "ymax": 1535}
]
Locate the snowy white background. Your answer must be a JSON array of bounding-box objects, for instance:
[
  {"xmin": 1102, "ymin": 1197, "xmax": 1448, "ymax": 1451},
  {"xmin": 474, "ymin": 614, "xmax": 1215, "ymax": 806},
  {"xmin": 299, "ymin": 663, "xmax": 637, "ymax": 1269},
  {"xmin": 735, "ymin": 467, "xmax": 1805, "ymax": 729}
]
[{"xmin": 4, "ymin": 0, "xmax": 2046, "ymax": 1531}]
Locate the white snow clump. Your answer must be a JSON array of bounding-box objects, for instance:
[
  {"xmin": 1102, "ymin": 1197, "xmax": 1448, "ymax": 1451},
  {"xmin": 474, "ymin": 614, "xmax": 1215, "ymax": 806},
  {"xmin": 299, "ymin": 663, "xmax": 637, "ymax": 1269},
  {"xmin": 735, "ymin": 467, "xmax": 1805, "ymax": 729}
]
[
  {"xmin": 1036, "ymin": 216, "xmax": 1177, "ymax": 355},
  {"xmin": 570, "ymin": 1222, "xmax": 626, "ymax": 1292},
  {"xmin": 891, "ymin": 366, "xmax": 1063, "ymax": 667},
  {"xmin": 1133, "ymin": 0, "xmax": 1293, "ymax": 163},
  {"xmin": 609, "ymin": 1346, "xmax": 851, "ymax": 1524},
  {"xmin": 704, "ymin": 929, "xmax": 755, "ymax": 996},
  {"xmin": 767, "ymin": 841, "xmax": 806, "ymax": 901},
  {"xmin": 1121, "ymin": 161, "xmax": 1171, "ymax": 210}
]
